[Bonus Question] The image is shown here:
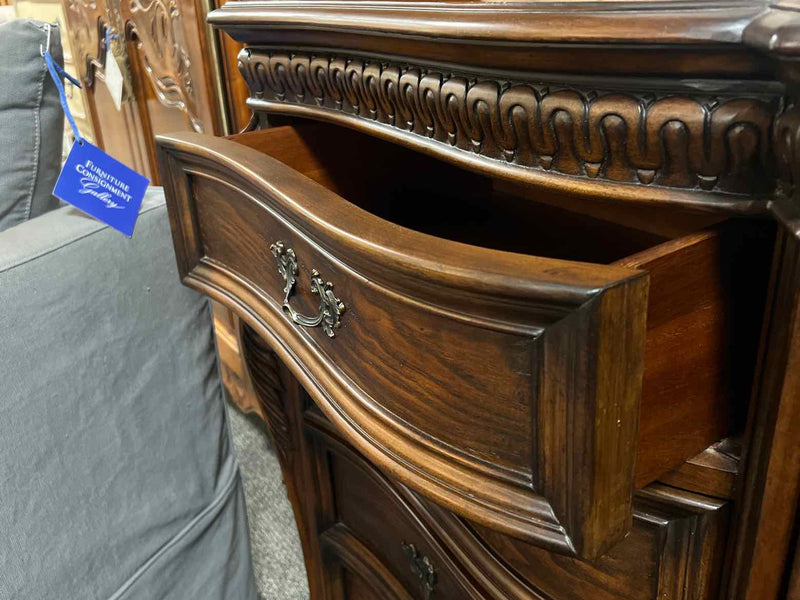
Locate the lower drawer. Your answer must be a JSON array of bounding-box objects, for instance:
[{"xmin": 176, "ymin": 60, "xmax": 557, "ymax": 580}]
[
  {"xmin": 470, "ymin": 486, "xmax": 729, "ymax": 600},
  {"xmin": 312, "ymin": 418, "xmax": 472, "ymax": 600},
  {"xmin": 308, "ymin": 414, "xmax": 729, "ymax": 600}
]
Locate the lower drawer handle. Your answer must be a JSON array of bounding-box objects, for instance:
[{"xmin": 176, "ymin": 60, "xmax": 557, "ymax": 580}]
[
  {"xmin": 401, "ymin": 542, "xmax": 437, "ymax": 599},
  {"xmin": 270, "ymin": 241, "xmax": 345, "ymax": 338}
]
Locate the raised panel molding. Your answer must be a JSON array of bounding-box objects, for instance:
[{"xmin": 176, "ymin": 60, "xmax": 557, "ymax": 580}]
[
  {"xmin": 238, "ymin": 49, "xmax": 780, "ymax": 202},
  {"xmin": 122, "ymin": 0, "xmax": 205, "ymax": 132},
  {"xmin": 320, "ymin": 525, "xmax": 416, "ymax": 600},
  {"xmin": 310, "ymin": 413, "xmax": 729, "ymax": 600}
]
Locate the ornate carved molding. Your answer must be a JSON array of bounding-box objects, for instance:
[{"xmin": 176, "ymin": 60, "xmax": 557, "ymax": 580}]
[
  {"xmin": 239, "ymin": 50, "xmax": 779, "ymax": 198},
  {"xmin": 122, "ymin": 0, "xmax": 204, "ymax": 132}
]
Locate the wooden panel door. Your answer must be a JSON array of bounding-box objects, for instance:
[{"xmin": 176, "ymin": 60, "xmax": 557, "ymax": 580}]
[{"xmin": 62, "ymin": 0, "xmax": 236, "ymax": 181}]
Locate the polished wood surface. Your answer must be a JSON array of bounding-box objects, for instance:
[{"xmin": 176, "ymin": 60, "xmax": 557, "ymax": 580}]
[
  {"xmin": 157, "ymin": 122, "xmax": 773, "ymax": 561},
  {"xmin": 234, "ymin": 48, "xmax": 776, "ymax": 209},
  {"xmin": 723, "ymin": 201, "xmax": 800, "ymax": 600},
  {"xmin": 159, "ymin": 124, "xmax": 645, "ymax": 559},
  {"xmin": 209, "ymin": 1, "xmax": 776, "ymax": 80},
  {"xmin": 208, "ymin": 0, "xmax": 769, "ymax": 46},
  {"xmin": 659, "ymin": 438, "xmax": 740, "ymax": 500},
  {"xmin": 473, "ymin": 485, "xmax": 729, "ymax": 600},
  {"xmin": 212, "ymin": 0, "xmax": 251, "ymax": 133},
  {"xmin": 616, "ymin": 224, "xmax": 773, "ymax": 486},
  {"xmin": 160, "ymin": 2, "xmax": 800, "ymax": 598},
  {"xmin": 239, "ymin": 325, "xmax": 738, "ymax": 600}
]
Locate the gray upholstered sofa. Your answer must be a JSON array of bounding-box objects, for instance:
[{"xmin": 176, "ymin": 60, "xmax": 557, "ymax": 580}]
[{"xmin": 0, "ymin": 19, "xmax": 257, "ymax": 599}]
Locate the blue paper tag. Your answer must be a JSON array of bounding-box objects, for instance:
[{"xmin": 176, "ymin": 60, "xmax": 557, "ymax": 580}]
[{"xmin": 53, "ymin": 140, "xmax": 149, "ymax": 237}]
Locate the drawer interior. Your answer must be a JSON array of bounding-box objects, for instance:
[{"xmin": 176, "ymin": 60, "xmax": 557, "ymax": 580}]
[
  {"xmin": 226, "ymin": 120, "xmax": 774, "ymax": 487},
  {"xmin": 232, "ymin": 121, "xmax": 774, "ymax": 487},
  {"xmin": 230, "ymin": 121, "xmax": 725, "ymax": 264}
]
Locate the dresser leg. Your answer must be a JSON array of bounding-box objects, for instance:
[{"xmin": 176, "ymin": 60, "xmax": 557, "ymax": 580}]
[{"xmin": 240, "ymin": 324, "xmax": 327, "ymax": 600}]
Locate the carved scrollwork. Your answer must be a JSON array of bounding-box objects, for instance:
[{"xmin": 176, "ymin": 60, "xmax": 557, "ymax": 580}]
[
  {"xmin": 270, "ymin": 241, "xmax": 298, "ymax": 304},
  {"xmin": 123, "ymin": 0, "xmax": 203, "ymax": 132},
  {"xmin": 239, "ymin": 50, "xmax": 779, "ymax": 196}
]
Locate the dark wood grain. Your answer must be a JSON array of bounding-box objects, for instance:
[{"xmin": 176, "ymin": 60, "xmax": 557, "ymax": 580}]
[
  {"xmin": 308, "ymin": 408, "xmax": 732, "ymax": 600},
  {"xmin": 157, "ymin": 125, "xmax": 649, "ymax": 559},
  {"xmin": 788, "ymin": 532, "xmax": 800, "ymax": 600},
  {"xmin": 658, "ymin": 438, "xmax": 741, "ymax": 500},
  {"xmin": 161, "ymin": 3, "xmax": 800, "ymax": 595},
  {"xmin": 320, "ymin": 525, "xmax": 416, "ymax": 600},
  {"xmin": 156, "ymin": 122, "xmax": 774, "ymax": 560},
  {"xmin": 319, "ymin": 447, "xmax": 473, "ymax": 599},
  {"xmin": 209, "ymin": 1, "xmax": 766, "ymax": 44},
  {"xmin": 232, "ymin": 351, "xmax": 747, "ymax": 600},
  {"xmin": 208, "ymin": 1, "xmax": 787, "ymax": 211},
  {"xmin": 234, "ymin": 49, "xmax": 778, "ymax": 207},
  {"xmin": 616, "ymin": 223, "xmax": 774, "ymax": 486},
  {"xmin": 722, "ymin": 198, "xmax": 800, "ymax": 600},
  {"xmin": 473, "ymin": 485, "xmax": 729, "ymax": 600}
]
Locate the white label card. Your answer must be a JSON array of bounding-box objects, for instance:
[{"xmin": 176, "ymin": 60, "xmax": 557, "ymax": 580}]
[{"xmin": 105, "ymin": 54, "xmax": 124, "ymax": 111}]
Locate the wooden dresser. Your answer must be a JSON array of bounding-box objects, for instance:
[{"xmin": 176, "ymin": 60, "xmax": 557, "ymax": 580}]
[{"xmin": 156, "ymin": 2, "xmax": 800, "ymax": 599}]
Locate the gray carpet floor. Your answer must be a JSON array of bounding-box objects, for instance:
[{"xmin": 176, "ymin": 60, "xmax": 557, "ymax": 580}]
[{"xmin": 228, "ymin": 404, "xmax": 310, "ymax": 600}]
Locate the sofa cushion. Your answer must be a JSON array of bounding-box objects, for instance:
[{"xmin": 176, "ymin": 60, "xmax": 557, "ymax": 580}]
[
  {"xmin": 0, "ymin": 19, "xmax": 63, "ymax": 232},
  {"xmin": 0, "ymin": 188, "xmax": 257, "ymax": 599}
]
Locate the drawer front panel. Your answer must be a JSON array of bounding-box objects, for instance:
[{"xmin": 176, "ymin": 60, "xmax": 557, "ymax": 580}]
[
  {"xmin": 321, "ymin": 438, "xmax": 473, "ymax": 600},
  {"xmin": 471, "ymin": 485, "xmax": 728, "ymax": 600},
  {"xmin": 311, "ymin": 416, "xmax": 729, "ymax": 600},
  {"xmin": 157, "ymin": 128, "xmax": 649, "ymax": 559},
  {"xmin": 192, "ymin": 175, "xmax": 535, "ymax": 475}
]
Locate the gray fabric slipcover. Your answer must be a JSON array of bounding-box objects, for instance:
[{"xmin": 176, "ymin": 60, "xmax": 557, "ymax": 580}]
[
  {"xmin": 0, "ymin": 188, "xmax": 258, "ymax": 599},
  {"xmin": 0, "ymin": 19, "xmax": 63, "ymax": 232}
]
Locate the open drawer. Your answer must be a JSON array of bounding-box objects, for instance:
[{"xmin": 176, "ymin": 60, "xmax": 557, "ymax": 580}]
[{"xmin": 156, "ymin": 122, "xmax": 771, "ymax": 560}]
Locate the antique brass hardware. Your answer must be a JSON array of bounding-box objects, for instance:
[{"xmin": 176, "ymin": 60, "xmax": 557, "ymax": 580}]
[
  {"xmin": 401, "ymin": 542, "xmax": 437, "ymax": 599},
  {"xmin": 270, "ymin": 241, "xmax": 345, "ymax": 337}
]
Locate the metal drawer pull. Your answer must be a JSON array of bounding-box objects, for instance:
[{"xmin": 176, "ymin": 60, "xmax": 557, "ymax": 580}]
[
  {"xmin": 401, "ymin": 542, "xmax": 437, "ymax": 599},
  {"xmin": 270, "ymin": 241, "xmax": 345, "ymax": 338}
]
